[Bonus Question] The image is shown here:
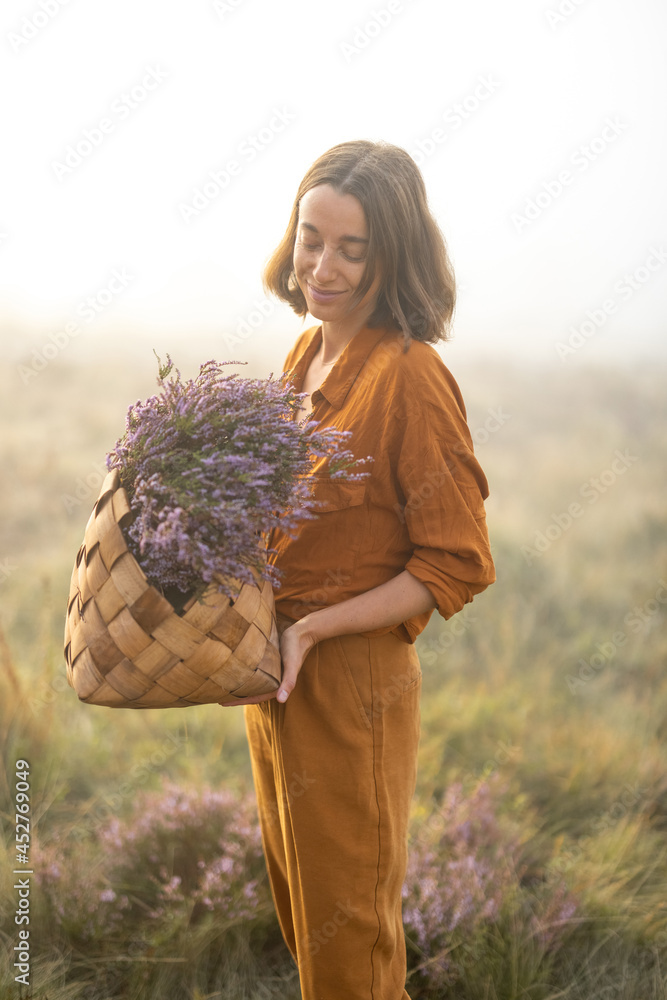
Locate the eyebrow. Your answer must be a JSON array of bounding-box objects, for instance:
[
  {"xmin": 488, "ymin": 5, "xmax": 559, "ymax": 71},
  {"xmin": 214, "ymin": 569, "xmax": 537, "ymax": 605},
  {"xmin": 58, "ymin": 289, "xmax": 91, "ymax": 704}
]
[{"xmin": 299, "ymin": 221, "xmax": 369, "ymax": 245}]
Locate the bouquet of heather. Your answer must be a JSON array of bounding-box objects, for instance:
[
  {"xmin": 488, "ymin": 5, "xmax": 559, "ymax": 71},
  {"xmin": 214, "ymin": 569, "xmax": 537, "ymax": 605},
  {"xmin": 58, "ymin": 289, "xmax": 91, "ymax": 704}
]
[
  {"xmin": 108, "ymin": 354, "xmax": 363, "ymax": 604},
  {"xmin": 64, "ymin": 355, "xmax": 366, "ymax": 711}
]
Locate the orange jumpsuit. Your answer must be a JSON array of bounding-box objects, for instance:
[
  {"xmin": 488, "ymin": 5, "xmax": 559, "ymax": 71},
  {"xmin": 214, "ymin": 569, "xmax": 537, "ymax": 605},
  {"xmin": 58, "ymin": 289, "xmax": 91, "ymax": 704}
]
[{"xmin": 245, "ymin": 323, "xmax": 494, "ymax": 999}]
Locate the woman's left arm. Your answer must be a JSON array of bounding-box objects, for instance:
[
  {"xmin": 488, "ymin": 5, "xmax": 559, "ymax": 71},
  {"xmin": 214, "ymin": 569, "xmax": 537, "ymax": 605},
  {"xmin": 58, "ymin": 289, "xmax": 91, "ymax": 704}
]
[
  {"xmin": 218, "ymin": 570, "xmax": 435, "ymax": 706},
  {"xmin": 278, "ymin": 569, "xmax": 435, "ymax": 700}
]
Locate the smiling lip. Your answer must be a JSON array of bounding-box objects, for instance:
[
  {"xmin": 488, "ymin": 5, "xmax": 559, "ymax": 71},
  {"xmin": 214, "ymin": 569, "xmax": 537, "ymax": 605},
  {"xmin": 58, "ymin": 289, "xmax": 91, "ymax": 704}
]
[{"xmin": 307, "ymin": 283, "xmax": 345, "ymax": 304}]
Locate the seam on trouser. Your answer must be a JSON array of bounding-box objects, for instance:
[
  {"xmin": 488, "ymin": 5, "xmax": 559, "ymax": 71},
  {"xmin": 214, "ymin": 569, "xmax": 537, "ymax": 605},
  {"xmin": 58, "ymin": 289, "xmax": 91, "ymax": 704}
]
[
  {"xmin": 283, "ymin": 639, "xmax": 320, "ymax": 977},
  {"xmin": 368, "ymin": 636, "xmax": 381, "ymax": 999},
  {"xmin": 272, "ymin": 695, "xmax": 302, "ymax": 964}
]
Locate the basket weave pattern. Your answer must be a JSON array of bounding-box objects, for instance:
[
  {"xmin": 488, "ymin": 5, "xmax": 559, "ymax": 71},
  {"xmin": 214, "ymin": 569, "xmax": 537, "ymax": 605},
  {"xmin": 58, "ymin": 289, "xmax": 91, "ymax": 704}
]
[{"xmin": 64, "ymin": 470, "xmax": 281, "ymax": 708}]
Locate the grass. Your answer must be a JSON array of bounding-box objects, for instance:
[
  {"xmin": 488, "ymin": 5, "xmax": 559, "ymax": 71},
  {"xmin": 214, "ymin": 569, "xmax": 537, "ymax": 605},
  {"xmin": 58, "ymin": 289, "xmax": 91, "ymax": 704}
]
[{"xmin": 1, "ymin": 353, "xmax": 666, "ymax": 998}]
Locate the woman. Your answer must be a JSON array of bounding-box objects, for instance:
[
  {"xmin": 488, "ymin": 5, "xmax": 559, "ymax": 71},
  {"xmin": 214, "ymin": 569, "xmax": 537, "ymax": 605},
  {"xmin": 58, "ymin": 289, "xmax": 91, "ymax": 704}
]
[{"xmin": 220, "ymin": 140, "xmax": 495, "ymax": 999}]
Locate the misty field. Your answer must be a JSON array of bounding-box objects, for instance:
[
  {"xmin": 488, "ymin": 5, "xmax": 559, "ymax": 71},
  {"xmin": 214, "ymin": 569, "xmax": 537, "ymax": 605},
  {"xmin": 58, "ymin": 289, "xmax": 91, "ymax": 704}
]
[{"xmin": 0, "ymin": 352, "xmax": 666, "ymax": 1000}]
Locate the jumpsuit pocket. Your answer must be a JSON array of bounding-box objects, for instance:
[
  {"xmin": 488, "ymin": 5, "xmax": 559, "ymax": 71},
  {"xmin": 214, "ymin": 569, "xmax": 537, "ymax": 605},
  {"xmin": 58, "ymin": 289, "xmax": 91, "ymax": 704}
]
[
  {"xmin": 331, "ymin": 635, "xmax": 373, "ymax": 732},
  {"xmin": 308, "ymin": 477, "xmax": 367, "ymax": 513},
  {"xmin": 283, "ymin": 479, "xmax": 368, "ymax": 618},
  {"xmin": 332, "ymin": 633, "xmax": 422, "ymax": 733}
]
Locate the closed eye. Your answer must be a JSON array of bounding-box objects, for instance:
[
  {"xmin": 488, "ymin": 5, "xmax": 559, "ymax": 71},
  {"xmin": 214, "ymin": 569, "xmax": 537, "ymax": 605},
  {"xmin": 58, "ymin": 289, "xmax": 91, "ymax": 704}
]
[{"xmin": 302, "ymin": 242, "xmax": 365, "ymax": 263}]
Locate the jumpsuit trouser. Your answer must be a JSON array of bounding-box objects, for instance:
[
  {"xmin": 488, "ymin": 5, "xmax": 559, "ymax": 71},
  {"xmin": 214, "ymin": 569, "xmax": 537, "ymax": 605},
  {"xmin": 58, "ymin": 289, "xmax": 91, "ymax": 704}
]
[{"xmin": 244, "ymin": 615, "xmax": 422, "ymax": 1000}]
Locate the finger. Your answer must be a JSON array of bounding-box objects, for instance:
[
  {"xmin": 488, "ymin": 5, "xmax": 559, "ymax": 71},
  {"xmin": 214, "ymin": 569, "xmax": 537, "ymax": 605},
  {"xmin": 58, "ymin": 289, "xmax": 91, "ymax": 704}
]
[{"xmin": 276, "ymin": 658, "xmax": 299, "ymax": 703}]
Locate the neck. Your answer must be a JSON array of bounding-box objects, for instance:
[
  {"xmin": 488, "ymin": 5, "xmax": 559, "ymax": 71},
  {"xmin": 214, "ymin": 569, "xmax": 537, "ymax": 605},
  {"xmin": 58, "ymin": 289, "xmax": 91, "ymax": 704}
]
[{"xmin": 319, "ymin": 318, "xmax": 367, "ymax": 364}]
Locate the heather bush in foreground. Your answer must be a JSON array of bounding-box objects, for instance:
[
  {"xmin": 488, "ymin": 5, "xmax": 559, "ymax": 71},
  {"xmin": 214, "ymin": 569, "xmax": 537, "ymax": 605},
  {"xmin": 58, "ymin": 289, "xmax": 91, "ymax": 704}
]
[
  {"xmin": 30, "ymin": 775, "xmax": 580, "ymax": 997},
  {"xmin": 404, "ymin": 778, "xmax": 578, "ymax": 993},
  {"xmin": 33, "ymin": 781, "xmax": 274, "ymax": 951}
]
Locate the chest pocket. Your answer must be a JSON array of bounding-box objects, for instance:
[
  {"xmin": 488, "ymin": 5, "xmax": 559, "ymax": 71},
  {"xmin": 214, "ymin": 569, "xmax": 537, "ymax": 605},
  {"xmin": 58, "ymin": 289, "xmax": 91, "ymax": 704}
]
[
  {"xmin": 269, "ymin": 476, "xmax": 370, "ymax": 615},
  {"xmin": 295, "ymin": 478, "xmax": 368, "ymax": 589},
  {"xmin": 308, "ymin": 477, "xmax": 367, "ymax": 513}
]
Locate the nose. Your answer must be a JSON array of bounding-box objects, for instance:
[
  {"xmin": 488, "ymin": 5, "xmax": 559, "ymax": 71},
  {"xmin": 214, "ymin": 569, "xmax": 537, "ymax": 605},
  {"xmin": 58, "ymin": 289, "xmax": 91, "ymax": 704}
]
[{"xmin": 311, "ymin": 246, "xmax": 336, "ymax": 283}]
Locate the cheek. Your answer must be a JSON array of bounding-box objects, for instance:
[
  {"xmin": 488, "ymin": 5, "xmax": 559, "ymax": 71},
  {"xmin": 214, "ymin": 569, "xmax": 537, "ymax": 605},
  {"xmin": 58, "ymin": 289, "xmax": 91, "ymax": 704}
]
[
  {"xmin": 292, "ymin": 245, "xmax": 308, "ymax": 275},
  {"xmin": 358, "ymin": 272, "xmax": 381, "ymax": 302}
]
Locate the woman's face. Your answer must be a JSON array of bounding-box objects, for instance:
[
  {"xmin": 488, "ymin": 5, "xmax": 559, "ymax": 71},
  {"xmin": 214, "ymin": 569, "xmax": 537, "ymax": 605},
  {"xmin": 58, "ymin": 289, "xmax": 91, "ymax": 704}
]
[{"xmin": 293, "ymin": 184, "xmax": 381, "ymax": 330}]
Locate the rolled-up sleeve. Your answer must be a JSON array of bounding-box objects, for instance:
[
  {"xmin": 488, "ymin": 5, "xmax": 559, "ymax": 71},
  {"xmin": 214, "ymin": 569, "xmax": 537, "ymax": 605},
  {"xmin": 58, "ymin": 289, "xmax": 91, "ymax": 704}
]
[{"xmin": 398, "ymin": 388, "xmax": 495, "ymax": 620}]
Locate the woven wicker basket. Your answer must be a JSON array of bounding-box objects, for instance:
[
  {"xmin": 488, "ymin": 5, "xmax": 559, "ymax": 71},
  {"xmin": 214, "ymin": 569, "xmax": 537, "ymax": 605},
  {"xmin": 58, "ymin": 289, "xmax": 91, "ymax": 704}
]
[{"xmin": 64, "ymin": 469, "xmax": 282, "ymax": 708}]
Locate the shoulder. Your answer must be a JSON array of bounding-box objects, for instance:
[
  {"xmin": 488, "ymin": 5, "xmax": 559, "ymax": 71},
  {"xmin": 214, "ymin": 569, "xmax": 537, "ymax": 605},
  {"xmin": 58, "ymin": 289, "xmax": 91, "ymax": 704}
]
[{"xmin": 366, "ymin": 330, "xmax": 468, "ymax": 421}]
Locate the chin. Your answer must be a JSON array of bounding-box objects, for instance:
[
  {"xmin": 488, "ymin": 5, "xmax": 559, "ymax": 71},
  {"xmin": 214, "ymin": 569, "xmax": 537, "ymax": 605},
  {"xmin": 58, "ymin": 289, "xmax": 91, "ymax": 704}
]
[{"xmin": 305, "ymin": 298, "xmax": 341, "ymax": 321}]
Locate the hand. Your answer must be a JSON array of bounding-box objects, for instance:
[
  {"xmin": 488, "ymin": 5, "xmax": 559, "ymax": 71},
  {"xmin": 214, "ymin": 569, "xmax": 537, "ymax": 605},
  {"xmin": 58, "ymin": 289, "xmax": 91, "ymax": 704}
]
[
  {"xmin": 275, "ymin": 619, "xmax": 319, "ymax": 702},
  {"xmin": 217, "ymin": 619, "xmax": 319, "ymax": 707}
]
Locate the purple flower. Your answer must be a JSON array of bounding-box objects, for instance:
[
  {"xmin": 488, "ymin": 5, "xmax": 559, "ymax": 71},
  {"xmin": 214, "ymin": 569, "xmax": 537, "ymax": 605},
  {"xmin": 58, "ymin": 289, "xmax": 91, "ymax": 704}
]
[
  {"xmin": 402, "ymin": 777, "xmax": 579, "ymax": 989},
  {"xmin": 106, "ymin": 355, "xmax": 370, "ymax": 600}
]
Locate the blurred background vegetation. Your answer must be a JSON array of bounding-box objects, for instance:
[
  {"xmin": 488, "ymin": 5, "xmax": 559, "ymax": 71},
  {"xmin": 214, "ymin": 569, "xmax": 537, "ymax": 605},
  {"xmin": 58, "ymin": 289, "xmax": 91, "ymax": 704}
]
[{"xmin": 1, "ymin": 353, "xmax": 666, "ymax": 999}]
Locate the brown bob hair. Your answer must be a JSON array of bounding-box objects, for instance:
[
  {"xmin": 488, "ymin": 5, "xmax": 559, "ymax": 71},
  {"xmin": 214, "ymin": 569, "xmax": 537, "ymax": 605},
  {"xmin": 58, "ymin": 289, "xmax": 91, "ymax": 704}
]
[{"xmin": 262, "ymin": 140, "xmax": 456, "ymax": 344}]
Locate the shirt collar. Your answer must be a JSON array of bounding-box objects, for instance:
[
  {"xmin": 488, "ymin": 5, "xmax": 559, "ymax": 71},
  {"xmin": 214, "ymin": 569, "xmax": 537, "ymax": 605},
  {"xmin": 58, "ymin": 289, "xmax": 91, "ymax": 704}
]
[{"xmin": 289, "ymin": 324, "xmax": 397, "ymax": 410}]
